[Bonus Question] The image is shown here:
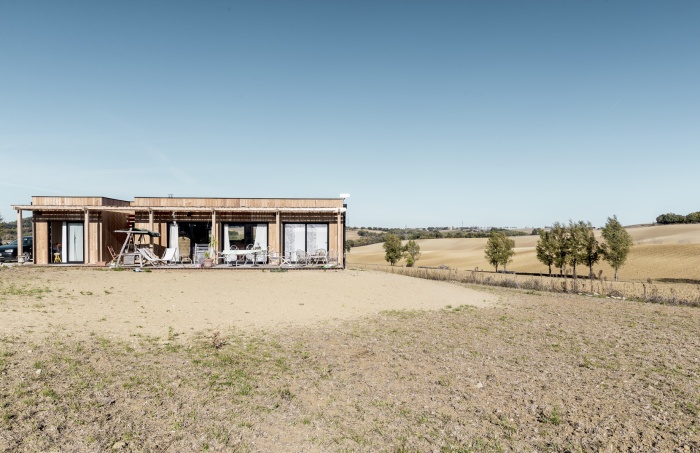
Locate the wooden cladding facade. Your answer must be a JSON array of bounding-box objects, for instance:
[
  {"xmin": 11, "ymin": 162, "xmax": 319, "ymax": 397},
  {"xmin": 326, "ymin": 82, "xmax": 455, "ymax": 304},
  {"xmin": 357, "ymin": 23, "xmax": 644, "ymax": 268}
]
[
  {"xmin": 30, "ymin": 210, "xmax": 130, "ymax": 265},
  {"xmin": 14, "ymin": 196, "xmax": 346, "ymax": 267},
  {"xmin": 133, "ymin": 197, "xmax": 343, "ymax": 209},
  {"xmin": 31, "ymin": 197, "xmax": 132, "ymax": 208}
]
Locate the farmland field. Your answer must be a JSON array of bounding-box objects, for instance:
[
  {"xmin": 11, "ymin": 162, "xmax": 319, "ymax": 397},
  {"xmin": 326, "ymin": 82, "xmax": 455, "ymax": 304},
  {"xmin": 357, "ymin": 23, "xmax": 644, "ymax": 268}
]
[
  {"xmin": 347, "ymin": 224, "xmax": 700, "ymax": 282},
  {"xmin": 1, "ymin": 225, "xmax": 699, "ymax": 451}
]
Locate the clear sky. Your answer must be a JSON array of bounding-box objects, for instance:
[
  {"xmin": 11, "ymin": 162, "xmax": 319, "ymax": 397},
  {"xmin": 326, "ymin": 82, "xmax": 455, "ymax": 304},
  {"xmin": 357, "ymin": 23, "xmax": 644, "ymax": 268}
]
[{"xmin": 1, "ymin": 1, "xmax": 698, "ymax": 228}]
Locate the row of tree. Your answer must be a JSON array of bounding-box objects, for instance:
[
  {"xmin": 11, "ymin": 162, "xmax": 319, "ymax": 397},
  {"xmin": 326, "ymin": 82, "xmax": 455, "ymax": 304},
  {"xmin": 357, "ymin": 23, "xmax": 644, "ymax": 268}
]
[
  {"xmin": 383, "ymin": 235, "xmax": 422, "ymax": 267},
  {"xmin": 655, "ymin": 211, "xmax": 700, "ymax": 224},
  {"xmin": 349, "ymin": 227, "xmax": 526, "ymax": 250},
  {"xmin": 485, "ymin": 216, "xmax": 633, "ymax": 281}
]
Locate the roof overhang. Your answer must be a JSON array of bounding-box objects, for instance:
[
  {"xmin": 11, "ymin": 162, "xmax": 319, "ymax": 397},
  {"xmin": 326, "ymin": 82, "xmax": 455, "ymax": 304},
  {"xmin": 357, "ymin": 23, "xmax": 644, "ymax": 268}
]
[{"xmin": 12, "ymin": 205, "xmax": 346, "ymax": 213}]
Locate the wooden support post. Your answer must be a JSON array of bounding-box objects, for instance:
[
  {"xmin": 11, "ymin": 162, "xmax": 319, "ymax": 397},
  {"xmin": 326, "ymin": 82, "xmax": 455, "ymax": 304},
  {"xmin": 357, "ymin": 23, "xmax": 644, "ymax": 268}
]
[
  {"xmin": 148, "ymin": 209, "xmax": 154, "ymax": 245},
  {"xmin": 16, "ymin": 210, "xmax": 23, "ymax": 262},
  {"xmin": 276, "ymin": 211, "xmax": 281, "ymax": 254},
  {"xmin": 212, "ymin": 210, "xmax": 217, "ymax": 252},
  {"xmin": 84, "ymin": 209, "xmax": 90, "ymax": 264},
  {"xmin": 337, "ymin": 211, "xmax": 342, "ymax": 267}
]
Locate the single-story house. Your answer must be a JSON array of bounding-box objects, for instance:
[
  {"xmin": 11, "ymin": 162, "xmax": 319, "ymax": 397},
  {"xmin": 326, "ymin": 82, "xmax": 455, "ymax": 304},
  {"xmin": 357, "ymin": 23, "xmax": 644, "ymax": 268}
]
[{"xmin": 10, "ymin": 196, "xmax": 347, "ymax": 267}]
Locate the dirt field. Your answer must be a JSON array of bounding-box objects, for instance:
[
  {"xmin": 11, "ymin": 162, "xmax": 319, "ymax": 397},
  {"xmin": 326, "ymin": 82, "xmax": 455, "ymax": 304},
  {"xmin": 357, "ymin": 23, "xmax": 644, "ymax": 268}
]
[
  {"xmin": 1, "ymin": 266, "xmax": 699, "ymax": 451},
  {"xmin": 347, "ymin": 224, "xmax": 700, "ymax": 282}
]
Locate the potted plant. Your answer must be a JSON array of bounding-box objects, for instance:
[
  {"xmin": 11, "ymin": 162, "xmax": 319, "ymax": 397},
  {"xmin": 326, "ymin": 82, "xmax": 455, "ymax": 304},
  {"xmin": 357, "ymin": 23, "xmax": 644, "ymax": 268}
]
[
  {"xmin": 203, "ymin": 251, "xmax": 214, "ymax": 268},
  {"xmin": 202, "ymin": 234, "xmax": 218, "ymax": 268}
]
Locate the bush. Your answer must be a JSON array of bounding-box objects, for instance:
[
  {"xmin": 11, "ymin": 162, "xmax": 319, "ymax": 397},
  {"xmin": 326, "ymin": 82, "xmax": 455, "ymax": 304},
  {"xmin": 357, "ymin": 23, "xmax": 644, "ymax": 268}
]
[
  {"xmin": 686, "ymin": 212, "xmax": 700, "ymax": 223},
  {"xmin": 656, "ymin": 213, "xmax": 687, "ymax": 224}
]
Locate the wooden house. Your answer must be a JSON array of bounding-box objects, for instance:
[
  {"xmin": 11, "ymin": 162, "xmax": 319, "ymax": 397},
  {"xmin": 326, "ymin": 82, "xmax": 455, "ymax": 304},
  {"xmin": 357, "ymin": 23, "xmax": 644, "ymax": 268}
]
[{"xmin": 11, "ymin": 196, "xmax": 347, "ymax": 267}]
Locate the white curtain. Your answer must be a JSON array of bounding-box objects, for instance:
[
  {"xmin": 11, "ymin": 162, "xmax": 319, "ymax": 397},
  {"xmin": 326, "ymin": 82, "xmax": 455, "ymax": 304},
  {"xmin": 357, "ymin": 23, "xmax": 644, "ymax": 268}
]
[
  {"xmin": 169, "ymin": 223, "xmax": 179, "ymax": 260},
  {"xmin": 67, "ymin": 223, "xmax": 84, "ymax": 262},
  {"xmin": 169, "ymin": 223, "xmax": 178, "ymax": 249},
  {"xmin": 306, "ymin": 224, "xmax": 328, "ymax": 253},
  {"xmin": 61, "ymin": 223, "xmax": 67, "ymax": 263},
  {"xmin": 253, "ymin": 224, "xmax": 268, "ymax": 262},
  {"xmin": 223, "ymin": 224, "xmax": 230, "ymax": 250},
  {"xmin": 284, "ymin": 224, "xmax": 305, "ymax": 261}
]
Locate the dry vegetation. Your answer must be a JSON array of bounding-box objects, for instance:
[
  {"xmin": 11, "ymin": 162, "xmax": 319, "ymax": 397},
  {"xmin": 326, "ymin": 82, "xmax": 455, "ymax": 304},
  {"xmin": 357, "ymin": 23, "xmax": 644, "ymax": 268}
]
[
  {"xmin": 347, "ymin": 223, "xmax": 700, "ymax": 283},
  {"xmin": 1, "ymin": 224, "xmax": 700, "ymax": 452}
]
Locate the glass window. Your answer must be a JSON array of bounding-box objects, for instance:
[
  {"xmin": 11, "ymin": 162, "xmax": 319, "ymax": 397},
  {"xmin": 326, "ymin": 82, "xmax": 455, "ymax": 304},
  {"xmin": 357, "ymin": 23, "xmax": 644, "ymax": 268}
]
[
  {"xmin": 66, "ymin": 222, "xmax": 84, "ymax": 263},
  {"xmin": 284, "ymin": 223, "xmax": 328, "ymax": 262},
  {"xmin": 307, "ymin": 224, "xmax": 328, "ymax": 253},
  {"xmin": 223, "ymin": 223, "xmax": 267, "ymax": 251}
]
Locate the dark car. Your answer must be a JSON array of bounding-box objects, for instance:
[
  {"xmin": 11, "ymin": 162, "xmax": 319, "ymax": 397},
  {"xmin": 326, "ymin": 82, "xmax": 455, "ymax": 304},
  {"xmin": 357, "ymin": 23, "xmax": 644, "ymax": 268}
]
[{"xmin": 0, "ymin": 237, "xmax": 33, "ymax": 262}]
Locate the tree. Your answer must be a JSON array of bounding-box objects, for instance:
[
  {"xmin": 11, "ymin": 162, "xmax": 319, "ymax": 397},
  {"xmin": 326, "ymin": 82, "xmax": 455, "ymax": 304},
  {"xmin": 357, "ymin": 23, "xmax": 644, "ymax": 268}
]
[
  {"xmin": 567, "ymin": 220, "xmax": 592, "ymax": 287},
  {"xmin": 656, "ymin": 213, "xmax": 686, "ymax": 224},
  {"xmin": 601, "ymin": 216, "xmax": 633, "ymax": 281},
  {"xmin": 535, "ymin": 230, "xmax": 557, "ymax": 275},
  {"xmin": 383, "ymin": 234, "xmax": 403, "ymax": 266},
  {"xmin": 686, "ymin": 211, "xmax": 700, "ymax": 223},
  {"xmin": 579, "ymin": 222, "xmax": 602, "ymax": 279},
  {"xmin": 550, "ymin": 222, "xmax": 570, "ymax": 276},
  {"xmin": 484, "ymin": 231, "xmax": 515, "ymax": 272},
  {"xmin": 402, "ymin": 239, "xmax": 421, "ymax": 267}
]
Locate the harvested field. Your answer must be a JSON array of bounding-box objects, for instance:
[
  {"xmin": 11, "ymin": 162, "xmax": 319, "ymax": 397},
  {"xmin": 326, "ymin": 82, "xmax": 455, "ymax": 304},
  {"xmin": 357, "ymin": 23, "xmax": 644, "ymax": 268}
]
[
  {"xmin": 347, "ymin": 223, "xmax": 700, "ymax": 282},
  {"xmin": 1, "ymin": 267, "xmax": 699, "ymax": 451}
]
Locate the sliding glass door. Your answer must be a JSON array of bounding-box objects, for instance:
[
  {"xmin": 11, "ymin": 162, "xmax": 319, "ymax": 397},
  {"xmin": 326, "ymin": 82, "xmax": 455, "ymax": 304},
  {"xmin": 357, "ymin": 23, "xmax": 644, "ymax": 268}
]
[
  {"xmin": 65, "ymin": 222, "xmax": 84, "ymax": 263},
  {"xmin": 284, "ymin": 223, "xmax": 328, "ymax": 262}
]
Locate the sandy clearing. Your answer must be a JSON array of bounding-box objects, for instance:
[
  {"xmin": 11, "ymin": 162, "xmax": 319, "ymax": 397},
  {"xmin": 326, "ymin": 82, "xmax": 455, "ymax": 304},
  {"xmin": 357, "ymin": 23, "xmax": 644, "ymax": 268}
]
[{"xmin": 0, "ymin": 267, "xmax": 497, "ymax": 341}]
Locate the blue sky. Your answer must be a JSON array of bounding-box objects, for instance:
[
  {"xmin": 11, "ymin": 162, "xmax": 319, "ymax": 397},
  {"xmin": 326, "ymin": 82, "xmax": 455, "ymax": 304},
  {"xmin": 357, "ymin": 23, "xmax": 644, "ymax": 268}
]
[{"xmin": 1, "ymin": 1, "xmax": 698, "ymax": 228}]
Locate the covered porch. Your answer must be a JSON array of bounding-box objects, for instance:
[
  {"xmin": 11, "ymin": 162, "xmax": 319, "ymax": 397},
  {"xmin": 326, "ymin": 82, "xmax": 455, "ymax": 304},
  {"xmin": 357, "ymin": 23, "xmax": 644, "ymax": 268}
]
[{"xmin": 11, "ymin": 196, "xmax": 347, "ymax": 269}]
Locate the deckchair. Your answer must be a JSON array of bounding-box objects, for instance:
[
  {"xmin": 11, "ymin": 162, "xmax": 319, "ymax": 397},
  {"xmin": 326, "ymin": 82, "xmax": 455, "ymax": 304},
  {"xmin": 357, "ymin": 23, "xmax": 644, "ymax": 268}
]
[
  {"xmin": 138, "ymin": 247, "xmax": 167, "ymax": 266},
  {"xmin": 161, "ymin": 247, "xmax": 178, "ymax": 265}
]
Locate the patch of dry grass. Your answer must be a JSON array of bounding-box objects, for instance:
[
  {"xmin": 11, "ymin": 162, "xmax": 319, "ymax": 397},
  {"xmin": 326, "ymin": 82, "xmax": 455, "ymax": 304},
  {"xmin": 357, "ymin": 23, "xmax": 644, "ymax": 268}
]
[
  {"xmin": 354, "ymin": 263, "xmax": 700, "ymax": 307},
  {"xmin": 2, "ymin": 288, "xmax": 699, "ymax": 451}
]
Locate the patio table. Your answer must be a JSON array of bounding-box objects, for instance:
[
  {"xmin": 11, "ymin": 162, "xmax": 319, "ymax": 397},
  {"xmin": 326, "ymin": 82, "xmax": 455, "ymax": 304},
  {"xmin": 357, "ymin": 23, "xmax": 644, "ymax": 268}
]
[{"xmin": 220, "ymin": 249, "xmax": 264, "ymax": 266}]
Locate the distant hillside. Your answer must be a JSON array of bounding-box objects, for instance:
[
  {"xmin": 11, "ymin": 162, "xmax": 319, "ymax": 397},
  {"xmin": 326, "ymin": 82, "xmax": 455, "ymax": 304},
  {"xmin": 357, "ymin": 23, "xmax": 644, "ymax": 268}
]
[
  {"xmin": 347, "ymin": 223, "xmax": 700, "ymax": 283},
  {"xmin": 345, "ymin": 227, "xmax": 527, "ymax": 249}
]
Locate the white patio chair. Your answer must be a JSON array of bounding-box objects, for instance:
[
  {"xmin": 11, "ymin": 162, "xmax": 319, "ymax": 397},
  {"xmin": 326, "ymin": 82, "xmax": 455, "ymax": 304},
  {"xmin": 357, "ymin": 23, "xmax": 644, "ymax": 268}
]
[
  {"xmin": 223, "ymin": 245, "xmax": 238, "ymax": 266},
  {"xmin": 267, "ymin": 249, "xmax": 285, "ymax": 266},
  {"xmin": 295, "ymin": 249, "xmax": 309, "ymax": 266},
  {"xmin": 194, "ymin": 243, "xmax": 209, "ymax": 265},
  {"xmin": 311, "ymin": 249, "xmax": 328, "ymax": 265},
  {"xmin": 244, "ymin": 244, "xmax": 256, "ymax": 266}
]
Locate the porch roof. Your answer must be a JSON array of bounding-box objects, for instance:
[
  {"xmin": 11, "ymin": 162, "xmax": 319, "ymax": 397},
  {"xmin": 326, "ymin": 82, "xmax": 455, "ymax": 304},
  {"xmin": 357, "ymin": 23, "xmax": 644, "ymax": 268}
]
[{"xmin": 12, "ymin": 205, "xmax": 346, "ymax": 213}]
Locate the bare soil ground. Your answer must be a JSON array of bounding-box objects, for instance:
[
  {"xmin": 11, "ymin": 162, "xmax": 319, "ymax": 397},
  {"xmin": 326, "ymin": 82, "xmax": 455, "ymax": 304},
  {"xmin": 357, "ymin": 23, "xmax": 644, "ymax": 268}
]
[{"xmin": 1, "ymin": 267, "xmax": 699, "ymax": 452}]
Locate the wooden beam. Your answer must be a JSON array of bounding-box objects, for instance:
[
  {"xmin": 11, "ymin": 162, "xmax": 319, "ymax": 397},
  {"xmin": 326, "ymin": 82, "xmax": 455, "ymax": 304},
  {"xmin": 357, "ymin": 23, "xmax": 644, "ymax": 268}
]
[
  {"xmin": 337, "ymin": 211, "xmax": 342, "ymax": 267},
  {"xmin": 276, "ymin": 211, "xmax": 281, "ymax": 255},
  {"xmin": 84, "ymin": 209, "xmax": 90, "ymax": 264},
  {"xmin": 16, "ymin": 210, "xmax": 23, "ymax": 262},
  {"xmin": 11, "ymin": 205, "xmax": 346, "ymax": 213},
  {"xmin": 149, "ymin": 209, "xmax": 154, "ymax": 246},
  {"xmin": 212, "ymin": 210, "xmax": 217, "ymax": 252}
]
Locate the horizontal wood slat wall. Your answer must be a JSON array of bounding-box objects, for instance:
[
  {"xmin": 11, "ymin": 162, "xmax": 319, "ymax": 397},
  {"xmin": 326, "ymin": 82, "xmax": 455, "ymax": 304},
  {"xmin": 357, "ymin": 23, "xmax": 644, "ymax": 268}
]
[
  {"xmin": 34, "ymin": 222, "xmax": 49, "ymax": 265},
  {"xmin": 19, "ymin": 196, "xmax": 345, "ymax": 267},
  {"xmin": 32, "ymin": 197, "xmax": 131, "ymax": 207},
  {"xmin": 133, "ymin": 198, "xmax": 343, "ymax": 209}
]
